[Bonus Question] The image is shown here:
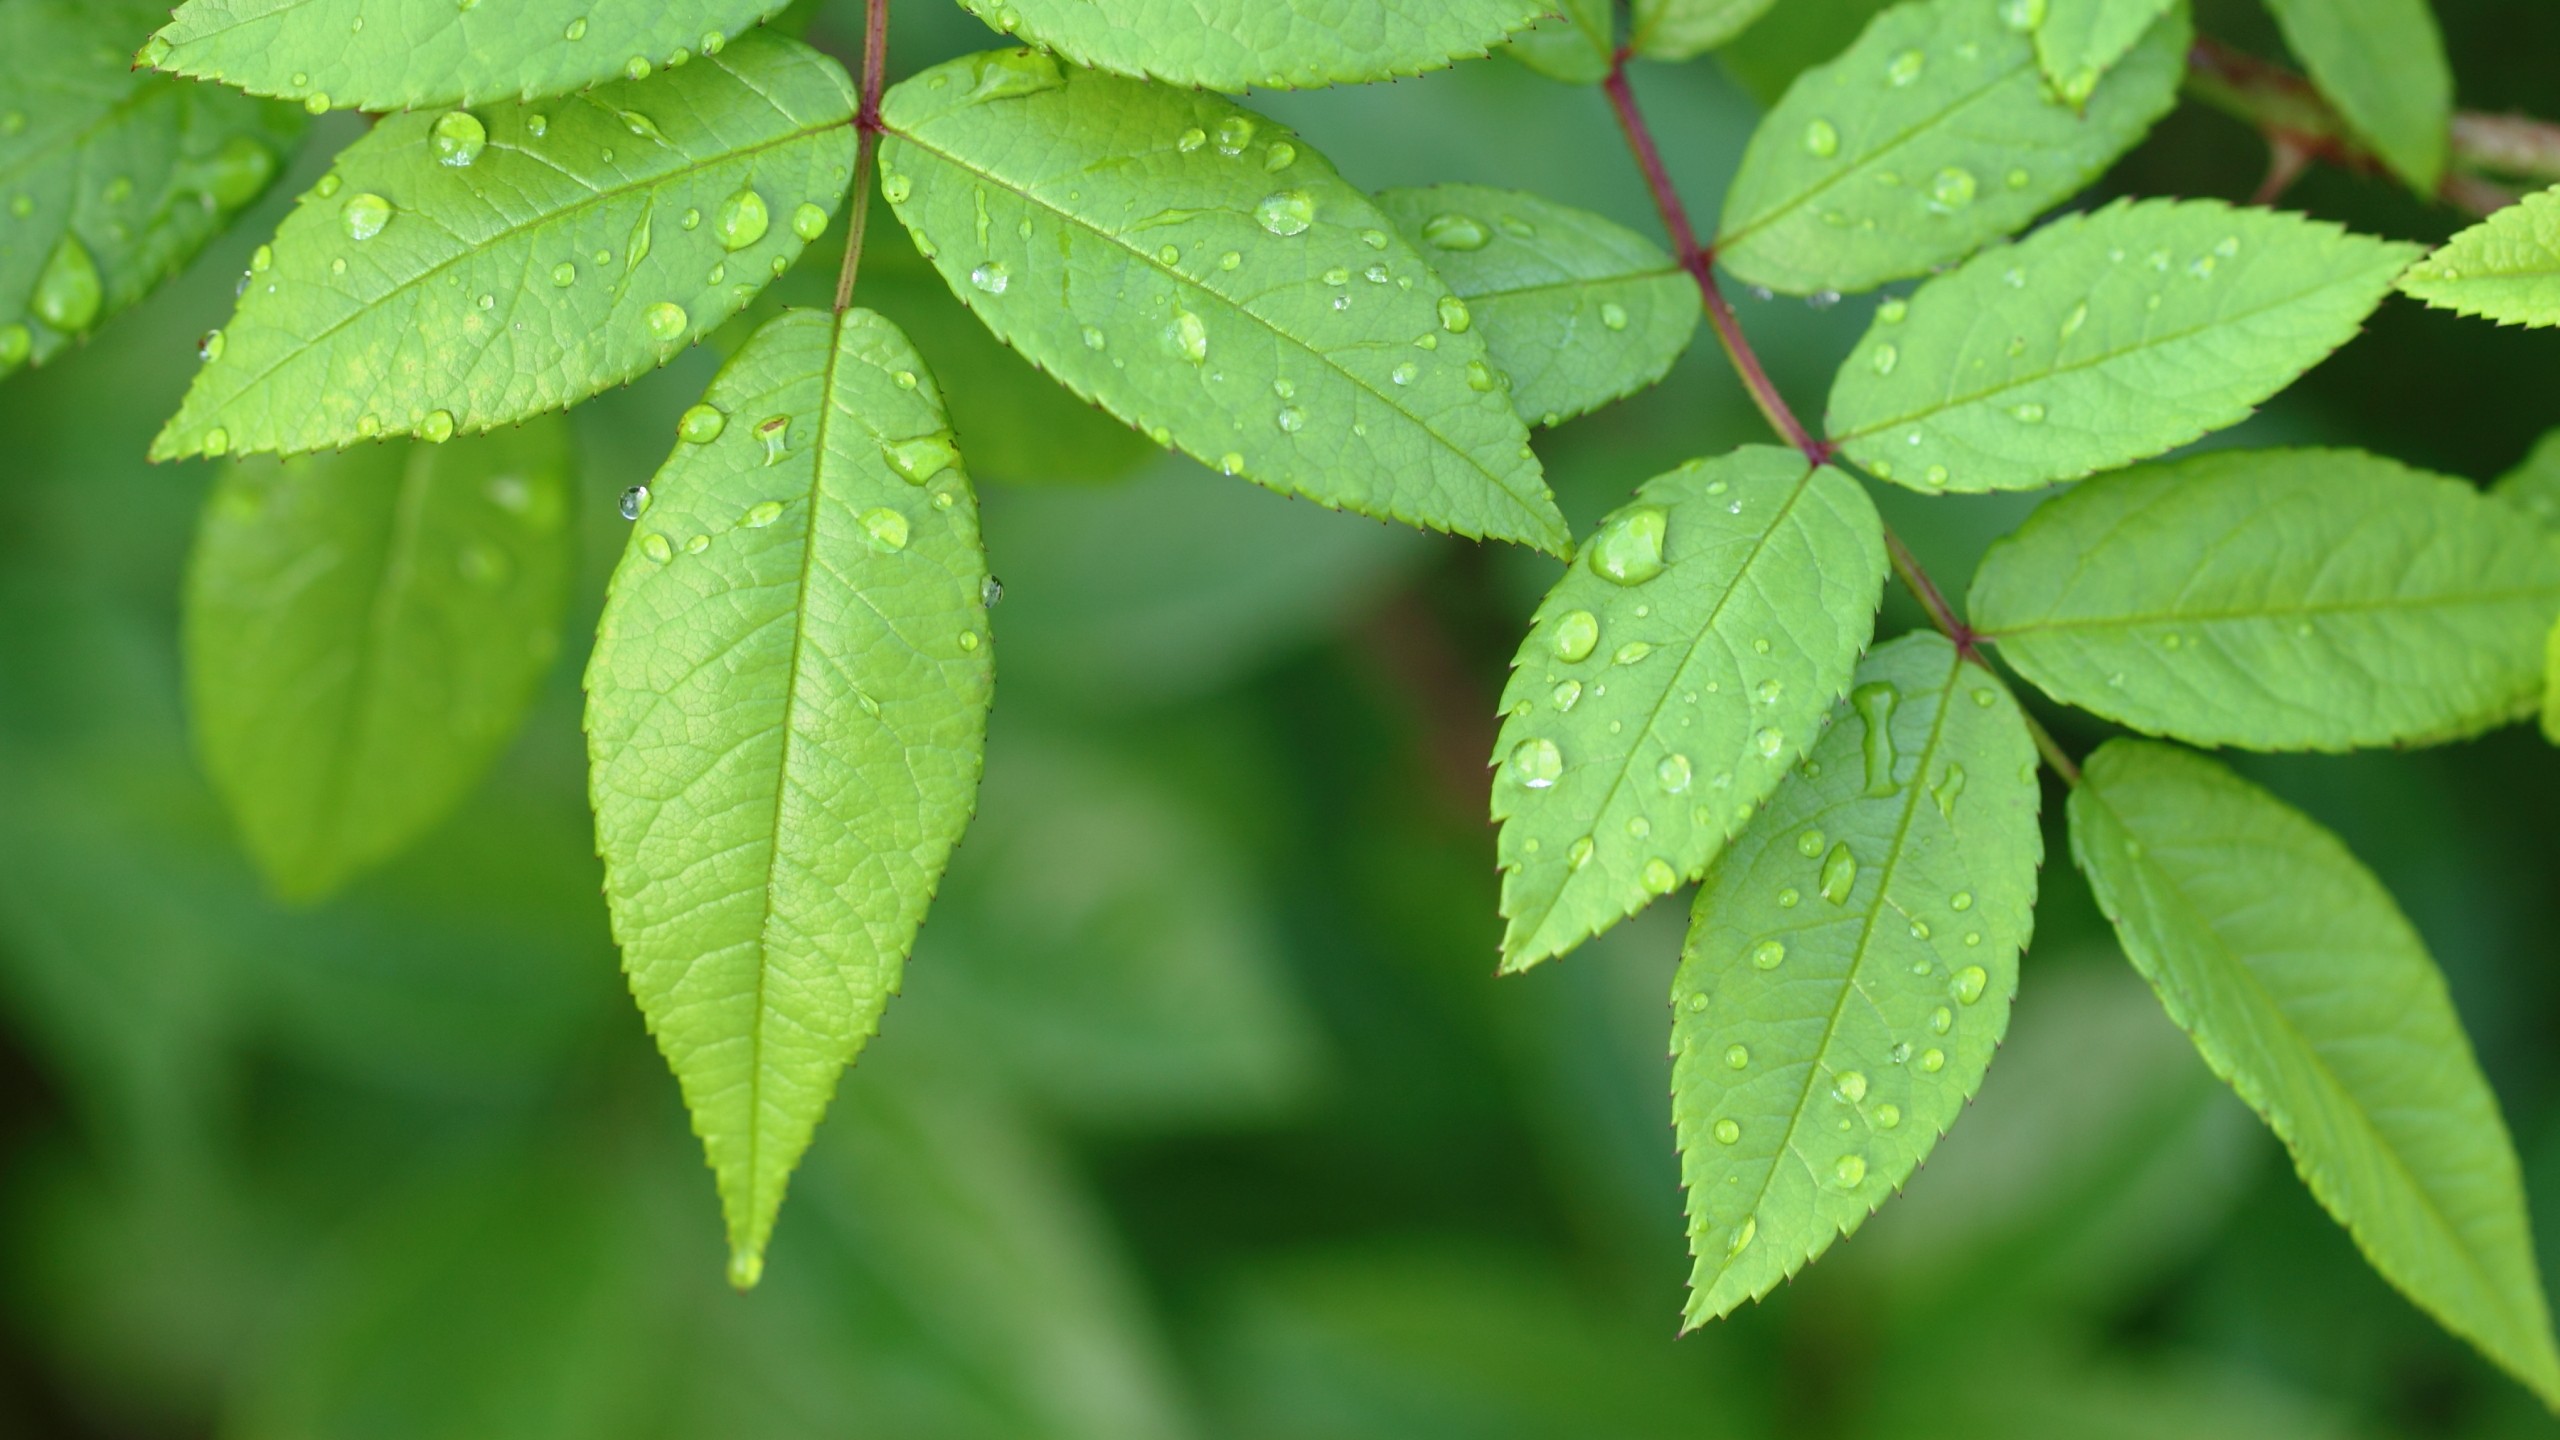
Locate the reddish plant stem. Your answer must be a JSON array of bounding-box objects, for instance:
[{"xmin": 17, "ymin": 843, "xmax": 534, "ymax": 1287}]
[
  {"xmin": 1600, "ymin": 50, "xmax": 1827, "ymax": 465},
  {"xmin": 833, "ymin": 0, "xmax": 892, "ymax": 313}
]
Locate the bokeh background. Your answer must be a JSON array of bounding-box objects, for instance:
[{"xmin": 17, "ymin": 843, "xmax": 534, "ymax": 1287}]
[{"xmin": 5, "ymin": 0, "xmax": 2560, "ymax": 1434}]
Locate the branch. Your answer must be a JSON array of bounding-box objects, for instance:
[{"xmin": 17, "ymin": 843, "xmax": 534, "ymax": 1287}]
[
  {"xmin": 2185, "ymin": 37, "xmax": 2539, "ymax": 216},
  {"xmin": 833, "ymin": 0, "xmax": 891, "ymax": 313}
]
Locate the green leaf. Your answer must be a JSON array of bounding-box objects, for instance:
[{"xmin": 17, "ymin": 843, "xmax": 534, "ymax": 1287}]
[
  {"xmin": 2033, "ymin": 0, "xmax": 2180, "ymax": 103},
  {"xmin": 1718, "ymin": 0, "xmax": 1893, "ymax": 107},
  {"xmin": 583, "ymin": 308, "xmax": 995, "ymax": 1287},
  {"xmin": 1493, "ymin": 447, "xmax": 1885, "ymax": 969},
  {"xmin": 2069, "ymin": 739, "xmax": 2560, "ymax": 1405},
  {"xmin": 1633, "ymin": 0, "xmax": 1782, "ymax": 59},
  {"xmin": 2261, "ymin": 0, "xmax": 2450, "ymax": 192},
  {"xmin": 948, "ymin": 0, "xmax": 1546, "ymax": 91},
  {"xmin": 152, "ymin": 33, "xmax": 857, "ymax": 462},
  {"xmin": 143, "ymin": 0, "xmax": 790, "ymax": 114},
  {"xmin": 1672, "ymin": 632, "xmax": 2042, "ymax": 1325},
  {"xmin": 0, "ymin": 0, "xmax": 302, "ymax": 378},
  {"xmin": 1825, "ymin": 199, "xmax": 2417, "ymax": 494},
  {"xmin": 2399, "ymin": 185, "xmax": 2560, "ymax": 329},
  {"xmin": 879, "ymin": 51, "xmax": 1566, "ymax": 553},
  {"xmin": 2494, "ymin": 427, "xmax": 2560, "ymax": 528},
  {"xmin": 1506, "ymin": 0, "xmax": 1616, "ymax": 85},
  {"xmin": 185, "ymin": 423, "xmax": 576, "ymax": 903},
  {"xmin": 2544, "ymin": 617, "xmax": 2560, "ymax": 746},
  {"xmin": 1374, "ymin": 184, "xmax": 1701, "ymax": 428},
  {"xmin": 1971, "ymin": 448, "xmax": 2560, "ymax": 750},
  {"xmin": 1713, "ymin": 0, "xmax": 2187, "ymax": 296}
]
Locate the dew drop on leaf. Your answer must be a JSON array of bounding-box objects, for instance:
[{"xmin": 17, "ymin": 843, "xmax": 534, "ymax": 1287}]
[
  {"xmin": 1551, "ymin": 609, "xmax": 1599, "ymax": 662},
  {"xmin": 1586, "ymin": 506, "xmax": 1667, "ymax": 586},
  {"xmin": 432, "ymin": 111, "xmax": 486, "ymax": 167},
  {"xmin": 1510, "ymin": 737, "xmax": 1563, "ymax": 789}
]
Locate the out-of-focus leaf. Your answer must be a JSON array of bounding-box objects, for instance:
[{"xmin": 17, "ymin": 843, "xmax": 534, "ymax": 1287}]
[
  {"xmin": 2261, "ymin": 0, "xmax": 2450, "ymax": 191},
  {"xmin": 143, "ymin": 0, "xmax": 790, "ymax": 114},
  {"xmin": 1375, "ymin": 184, "xmax": 1700, "ymax": 428},
  {"xmin": 1505, "ymin": 0, "xmax": 1615, "ymax": 84},
  {"xmin": 585, "ymin": 309, "xmax": 993, "ymax": 1288},
  {"xmin": 153, "ymin": 33, "xmax": 857, "ymax": 460},
  {"xmin": 2400, "ymin": 186, "xmax": 2560, "ymax": 329},
  {"xmin": 2033, "ymin": 0, "xmax": 2180, "ymax": 103},
  {"xmin": 1633, "ymin": 0, "xmax": 1781, "ymax": 60},
  {"xmin": 1972, "ymin": 449, "xmax": 2560, "ymax": 750},
  {"xmin": 1826, "ymin": 200, "xmax": 2415, "ymax": 494},
  {"xmin": 185, "ymin": 423, "xmax": 576, "ymax": 902},
  {"xmin": 1714, "ymin": 0, "xmax": 2186, "ymax": 296},
  {"xmin": 1672, "ymin": 634, "xmax": 2042, "ymax": 1324},
  {"xmin": 2070, "ymin": 740, "xmax": 2560, "ymax": 1406},
  {"xmin": 2493, "ymin": 426, "xmax": 2560, "ymax": 528},
  {"xmin": 879, "ymin": 51, "xmax": 1567, "ymax": 553},
  {"xmin": 1493, "ymin": 447, "xmax": 1885, "ymax": 970},
  {"xmin": 1860, "ymin": 1335, "xmax": 2360, "ymax": 1440},
  {"xmin": 947, "ymin": 0, "xmax": 1546, "ymax": 91},
  {"xmin": 0, "ymin": 0, "xmax": 302, "ymax": 378},
  {"xmin": 1719, "ymin": 0, "xmax": 1893, "ymax": 106}
]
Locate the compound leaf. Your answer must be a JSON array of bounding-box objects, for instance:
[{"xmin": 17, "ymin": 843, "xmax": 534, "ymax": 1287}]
[
  {"xmin": 1633, "ymin": 0, "xmax": 1782, "ymax": 60},
  {"xmin": 1375, "ymin": 184, "xmax": 1701, "ymax": 428},
  {"xmin": 2261, "ymin": 0, "xmax": 2450, "ymax": 192},
  {"xmin": 948, "ymin": 0, "xmax": 1546, "ymax": 91},
  {"xmin": 2070, "ymin": 740, "xmax": 2560, "ymax": 1405},
  {"xmin": 1714, "ymin": 0, "xmax": 2187, "ymax": 296},
  {"xmin": 185, "ymin": 422, "xmax": 575, "ymax": 903},
  {"xmin": 2399, "ymin": 186, "xmax": 2560, "ymax": 329},
  {"xmin": 1971, "ymin": 448, "xmax": 2560, "ymax": 750},
  {"xmin": 1826, "ymin": 199, "xmax": 2415, "ymax": 494},
  {"xmin": 880, "ymin": 51, "xmax": 1565, "ymax": 553},
  {"xmin": 1506, "ymin": 0, "xmax": 1616, "ymax": 85},
  {"xmin": 0, "ymin": 0, "xmax": 302, "ymax": 379},
  {"xmin": 143, "ymin": 0, "xmax": 790, "ymax": 114},
  {"xmin": 2033, "ymin": 0, "xmax": 2179, "ymax": 102},
  {"xmin": 585, "ymin": 307, "xmax": 994, "ymax": 1288},
  {"xmin": 1494, "ymin": 447, "xmax": 1885, "ymax": 970},
  {"xmin": 153, "ymin": 32, "xmax": 856, "ymax": 462},
  {"xmin": 1674, "ymin": 633, "xmax": 2042, "ymax": 1324}
]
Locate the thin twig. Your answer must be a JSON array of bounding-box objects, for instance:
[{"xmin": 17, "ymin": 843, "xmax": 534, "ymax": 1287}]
[
  {"xmin": 833, "ymin": 0, "xmax": 891, "ymax": 313},
  {"xmin": 1881, "ymin": 526, "xmax": 1979, "ymax": 663}
]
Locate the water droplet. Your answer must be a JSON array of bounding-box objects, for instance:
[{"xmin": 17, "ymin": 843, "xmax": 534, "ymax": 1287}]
[
  {"xmin": 1510, "ymin": 737, "xmax": 1563, "ymax": 789},
  {"xmin": 1567, "ymin": 836, "xmax": 1594, "ymax": 871},
  {"xmin": 860, "ymin": 507, "xmax": 910, "ymax": 552},
  {"xmin": 644, "ymin": 301, "xmax": 687, "ymax": 341},
  {"xmin": 1852, "ymin": 681, "xmax": 1899, "ymax": 796},
  {"xmin": 1931, "ymin": 763, "xmax": 1966, "ymax": 819},
  {"xmin": 1819, "ymin": 842, "xmax": 1857, "ymax": 904},
  {"xmin": 1835, "ymin": 1071, "xmax": 1869, "ymax": 1104},
  {"xmin": 1803, "ymin": 118, "xmax": 1840, "ymax": 157},
  {"xmin": 1714, "ymin": 1118, "xmax": 1741, "ymax": 1145},
  {"xmin": 751, "ymin": 414, "xmax": 791, "ymax": 466},
  {"xmin": 1929, "ymin": 167, "xmax": 1977, "ymax": 210},
  {"xmin": 1599, "ymin": 302, "xmax": 1630, "ymax": 332},
  {"xmin": 340, "ymin": 191, "xmax": 392, "ymax": 241},
  {"xmin": 1947, "ymin": 966, "xmax": 1989, "ymax": 1009},
  {"xmin": 1165, "ymin": 308, "xmax": 1209, "ymax": 363},
  {"xmin": 1437, "ymin": 295, "xmax": 1472, "ymax": 333},
  {"xmin": 201, "ymin": 426, "xmax": 230, "ymax": 456},
  {"xmin": 1870, "ymin": 343, "xmax": 1898, "ymax": 376},
  {"xmin": 783, "ymin": 201, "xmax": 827, "ymax": 242},
  {"xmin": 430, "ymin": 111, "xmax": 488, "ymax": 168},
  {"xmin": 1643, "ymin": 858, "xmax": 1679, "ymax": 894},
  {"xmin": 1834, "ymin": 1153, "xmax": 1867, "ymax": 1187},
  {"xmin": 1587, "ymin": 505, "xmax": 1667, "ymax": 585},
  {"xmin": 967, "ymin": 47, "xmax": 1065, "ymax": 99},
  {"xmin": 967, "ymin": 260, "xmax": 1012, "ymax": 295},
  {"xmin": 195, "ymin": 328, "xmax": 225, "ymax": 363},
  {"xmin": 1926, "ymin": 1003, "xmax": 1953, "ymax": 1034},
  {"xmin": 1263, "ymin": 140, "xmax": 1297, "ymax": 171},
  {"xmin": 0, "ymin": 324, "xmax": 30, "ymax": 370},
  {"xmin": 421, "ymin": 408, "xmax": 456, "ymax": 443},
  {"xmin": 1254, "ymin": 190, "xmax": 1314, "ymax": 236},
  {"xmin": 665, "ymin": 404, "xmax": 725, "ymax": 445},
  {"xmin": 1421, "ymin": 212, "xmax": 1490, "ymax": 251},
  {"xmin": 303, "ymin": 91, "xmax": 332, "ymax": 114},
  {"xmin": 1750, "ymin": 940, "xmax": 1786, "ymax": 971},
  {"xmin": 715, "ymin": 188, "xmax": 770, "ymax": 252},
  {"xmin": 1796, "ymin": 830, "xmax": 1826, "ymax": 858},
  {"xmin": 1888, "ymin": 49, "xmax": 1925, "ymax": 85},
  {"xmin": 1551, "ymin": 609, "xmax": 1599, "ymax": 661},
  {"xmin": 637, "ymin": 531, "xmax": 675, "ymax": 564},
  {"xmin": 1213, "ymin": 115, "xmax": 1257, "ymax": 155},
  {"xmin": 31, "ymin": 237, "xmax": 101, "ymax": 332},
  {"xmin": 1389, "ymin": 361, "xmax": 1419, "ymax": 386},
  {"xmin": 1549, "ymin": 679, "xmax": 1583, "ymax": 713},
  {"xmin": 1876, "ymin": 1103, "xmax": 1902, "ymax": 1128},
  {"xmin": 1724, "ymin": 1044, "xmax": 1751, "ymax": 1070},
  {"xmin": 1999, "ymin": 0, "xmax": 2044, "ymax": 30},
  {"xmin": 618, "ymin": 486, "xmax": 650, "ymax": 520},
  {"xmin": 1658, "ymin": 754, "xmax": 1693, "ymax": 793}
]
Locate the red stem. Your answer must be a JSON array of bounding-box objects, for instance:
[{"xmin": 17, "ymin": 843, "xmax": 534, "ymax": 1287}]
[
  {"xmin": 1600, "ymin": 50, "xmax": 1827, "ymax": 465},
  {"xmin": 833, "ymin": 0, "xmax": 891, "ymax": 312}
]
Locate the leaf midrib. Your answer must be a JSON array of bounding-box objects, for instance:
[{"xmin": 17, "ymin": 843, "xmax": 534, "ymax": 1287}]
[
  {"xmin": 2081, "ymin": 775, "xmax": 2541, "ymax": 1363},
  {"xmin": 882, "ymin": 122, "xmax": 1545, "ymax": 517},
  {"xmin": 1697, "ymin": 645, "xmax": 1968, "ymax": 1301}
]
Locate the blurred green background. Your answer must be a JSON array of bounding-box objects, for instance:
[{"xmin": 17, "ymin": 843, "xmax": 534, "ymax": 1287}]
[{"xmin": 4, "ymin": 0, "xmax": 2560, "ymax": 1434}]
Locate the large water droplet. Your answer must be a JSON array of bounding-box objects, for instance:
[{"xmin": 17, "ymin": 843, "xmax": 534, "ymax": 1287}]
[
  {"xmin": 1510, "ymin": 737, "xmax": 1563, "ymax": 789},
  {"xmin": 1803, "ymin": 118, "xmax": 1840, "ymax": 158},
  {"xmin": 644, "ymin": 301, "xmax": 687, "ymax": 341},
  {"xmin": 862, "ymin": 507, "xmax": 910, "ymax": 551},
  {"xmin": 1421, "ymin": 212, "xmax": 1489, "ymax": 251},
  {"xmin": 716, "ymin": 189, "xmax": 770, "ymax": 250},
  {"xmin": 1600, "ymin": 303, "xmax": 1629, "ymax": 331},
  {"xmin": 618, "ymin": 485, "xmax": 650, "ymax": 520},
  {"xmin": 886, "ymin": 435, "xmax": 958, "ymax": 484},
  {"xmin": 1750, "ymin": 940, "xmax": 1786, "ymax": 970},
  {"xmin": 1551, "ymin": 609, "xmax": 1599, "ymax": 661},
  {"xmin": 1437, "ymin": 295, "xmax": 1472, "ymax": 333},
  {"xmin": 1852, "ymin": 681, "xmax": 1899, "ymax": 796},
  {"xmin": 1819, "ymin": 842, "xmax": 1857, "ymax": 904},
  {"xmin": 678, "ymin": 404, "xmax": 727, "ymax": 443},
  {"xmin": 1920, "ymin": 1048, "xmax": 1946, "ymax": 1073},
  {"xmin": 1953, "ymin": 965, "xmax": 1988, "ymax": 1005},
  {"xmin": 1587, "ymin": 505, "xmax": 1667, "ymax": 586},
  {"xmin": 1254, "ymin": 189, "xmax": 1314, "ymax": 236},
  {"xmin": 1643, "ymin": 858, "xmax": 1679, "ymax": 894},
  {"xmin": 421, "ymin": 409, "xmax": 455, "ymax": 443},
  {"xmin": 969, "ymin": 260, "xmax": 1010, "ymax": 294},
  {"xmin": 339, "ymin": 191, "xmax": 392, "ymax": 241},
  {"xmin": 791, "ymin": 202, "xmax": 828, "ymax": 240},
  {"xmin": 1214, "ymin": 115, "xmax": 1258, "ymax": 155},
  {"xmin": 32, "ymin": 237, "xmax": 102, "ymax": 332},
  {"xmin": 1835, "ymin": 1070, "xmax": 1869, "ymax": 1103},
  {"xmin": 431, "ymin": 111, "xmax": 487, "ymax": 167}
]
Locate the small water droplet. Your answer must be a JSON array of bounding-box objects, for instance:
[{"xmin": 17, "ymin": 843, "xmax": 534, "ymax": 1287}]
[
  {"xmin": 1213, "ymin": 115, "xmax": 1257, "ymax": 155},
  {"xmin": 1587, "ymin": 506, "xmax": 1667, "ymax": 585},
  {"xmin": 1510, "ymin": 737, "xmax": 1563, "ymax": 789},
  {"xmin": 1725, "ymin": 1044, "xmax": 1751, "ymax": 1070},
  {"xmin": 617, "ymin": 486, "xmax": 650, "ymax": 520},
  {"xmin": 1834, "ymin": 1153, "xmax": 1867, "ymax": 1187},
  {"xmin": 644, "ymin": 301, "xmax": 687, "ymax": 341},
  {"xmin": 1713, "ymin": 1118, "xmax": 1741, "ymax": 1145},
  {"xmin": 641, "ymin": 532, "xmax": 673, "ymax": 563},
  {"xmin": 1999, "ymin": 0, "xmax": 2045, "ymax": 30},
  {"xmin": 1643, "ymin": 858, "xmax": 1679, "ymax": 894},
  {"xmin": 1803, "ymin": 118, "xmax": 1840, "ymax": 157},
  {"xmin": 421, "ymin": 408, "xmax": 456, "ymax": 443},
  {"xmin": 860, "ymin": 507, "xmax": 910, "ymax": 552},
  {"xmin": 968, "ymin": 260, "xmax": 1012, "ymax": 295},
  {"xmin": 1165, "ymin": 308, "xmax": 1209, "ymax": 362},
  {"xmin": 1600, "ymin": 302, "xmax": 1629, "ymax": 331},
  {"xmin": 1819, "ymin": 842, "xmax": 1857, "ymax": 904},
  {"xmin": 1929, "ymin": 167, "xmax": 1977, "ymax": 211},
  {"xmin": 431, "ymin": 111, "xmax": 488, "ymax": 167},
  {"xmin": 1888, "ymin": 49, "xmax": 1925, "ymax": 85},
  {"xmin": 1852, "ymin": 682, "xmax": 1899, "ymax": 796},
  {"xmin": 672, "ymin": 404, "xmax": 726, "ymax": 444},
  {"xmin": 1750, "ymin": 940, "xmax": 1786, "ymax": 971},
  {"xmin": 1437, "ymin": 295, "xmax": 1472, "ymax": 333},
  {"xmin": 1875, "ymin": 1103, "xmax": 1902, "ymax": 1128},
  {"xmin": 1657, "ymin": 754, "xmax": 1693, "ymax": 793},
  {"xmin": 754, "ymin": 414, "xmax": 791, "ymax": 465},
  {"xmin": 340, "ymin": 191, "xmax": 392, "ymax": 241},
  {"xmin": 1870, "ymin": 343, "xmax": 1898, "ymax": 376},
  {"xmin": 1551, "ymin": 609, "xmax": 1599, "ymax": 662},
  {"xmin": 1952, "ymin": 965, "xmax": 1989, "ymax": 1006},
  {"xmin": 1835, "ymin": 1070, "xmax": 1868, "ymax": 1104},
  {"xmin": 1796, "ymin": 829, "xmax": 1825, "ymax": 859},
  {"xmin": 1254, "ymin": 189, "xmax": 1314, "ymax": 236}
]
